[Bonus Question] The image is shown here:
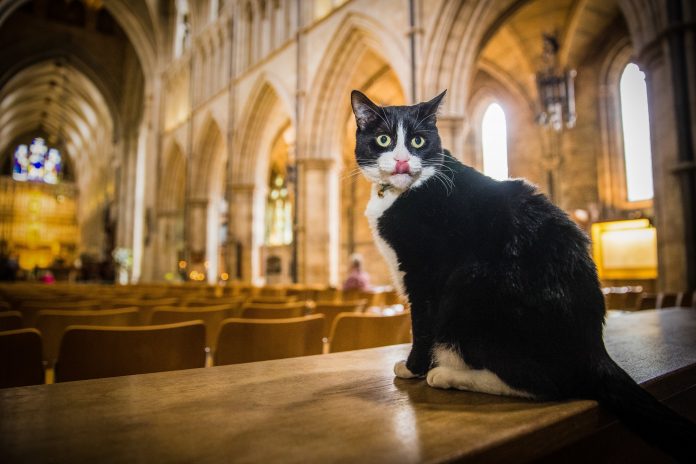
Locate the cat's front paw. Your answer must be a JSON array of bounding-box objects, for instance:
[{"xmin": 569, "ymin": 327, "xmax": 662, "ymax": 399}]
[
  {"xmin": 394, "ymin": 360, "xmax": 418, "ymax": 379},
  {"xmin": 426, "ymin": 367, "xmax": 453, "ymax": 389}
]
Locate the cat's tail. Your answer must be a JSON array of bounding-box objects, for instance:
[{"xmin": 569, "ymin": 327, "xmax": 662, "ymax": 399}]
[{"xmin": 592, "ymin": 355, "xmax": 696, "ymax": 462}]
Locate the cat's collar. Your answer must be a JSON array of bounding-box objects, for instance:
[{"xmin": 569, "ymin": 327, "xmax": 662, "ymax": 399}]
[{"xmin": 378, "ymin": 183, "xmax": 393, "ymax": 198}]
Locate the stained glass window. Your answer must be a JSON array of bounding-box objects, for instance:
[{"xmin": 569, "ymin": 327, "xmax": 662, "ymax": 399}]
[
  {"xmin": 265, "ymin": 174, "xmax": 292, "ymax": 246},
  {"xmin": 12, "ymin": 137, "xmax": 62, "ymax": 184}
]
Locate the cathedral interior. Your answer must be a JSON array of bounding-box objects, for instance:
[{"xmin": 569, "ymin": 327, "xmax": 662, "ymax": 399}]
[
  {"xmin": 0, "ymin": 0, "xmax": 694, "ymax": 293},
  {"xmin": 2, "ymin": 1, "xmax": 696, "ymax": 461}
]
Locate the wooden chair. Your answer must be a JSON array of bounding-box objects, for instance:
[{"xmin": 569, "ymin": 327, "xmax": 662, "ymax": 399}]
[
  {"xmin": 214, "ymin": 315, "xmax": 325, "ymax": 365},
  {"xmin": 329, "ymin": 312, "xmax": 411, "ymax": 353},
  {"xmin": 0, "ymin": 329, "xmax": 44, "ymax": 388},
  {"xmin": 150, "ymin": 306, "xmax": 236, "ymax": 351},
  {"xmin": 0, "ymin": 311, "xmax": 22, "ymax": 331},
  {"xmin": 635, "ymin": 293, "xmax": 657, "ymax": 311},
  {"xmin": 656, "ymin": 292, "xmax": 678, "ymax": 309},
  {"xmin": 314, "ymin": 300, "xmax": 367, "ymax": 338},
  {"xmin": 54, "ymin": 321, "xmax": 206, "ymax": 382},
  {"xmin": 36, "ymin": 308, "xmax": 139, "ymax": 366},
  {"xmin": 19, "ymin": 300, "xmax": 101, "ymax": 327},
  {"xmin": 241, "ymin": 301, "xmax": 309, "ymax": 319}
]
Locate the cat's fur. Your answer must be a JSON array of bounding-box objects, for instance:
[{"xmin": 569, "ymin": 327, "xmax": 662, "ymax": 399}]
[{"xmin": 351, "ymin": 89, "xmax": 696, "ymax": 462}]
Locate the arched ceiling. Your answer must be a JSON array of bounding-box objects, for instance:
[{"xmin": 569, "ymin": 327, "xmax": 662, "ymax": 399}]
[
  {"xmin": 479, "ymin": 0, "xmax": 622, "ymax": 101},
  {"xmin": 0, "ymin": 60, "xmax": 114, "ymax": 173}
]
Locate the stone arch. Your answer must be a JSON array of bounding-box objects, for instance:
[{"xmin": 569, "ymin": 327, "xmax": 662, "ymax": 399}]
[
  {"xmin": 232, "ymin": 76, "xmax": 293, "ymax": 283},
  {"xmin": 191, "ymin": 114, "xmax": 225, "ymax": 200},
  {"xmin": 466, "ymin": 68, "xmax": 544, "ymax": 186},
  {"xmin": 304, "ymin": 13, "xmax": 409, "ymax": 162},
  {"xmin": 301, "ymin": 15, "xmax": 408, "ymax": 285},
  {"xmin": 158, "ymin": 140, "xmax": 186, "ymax": 213},
  {"xmin": 0, "ymin": 49, "xmax": 124, "ymax": 143},
  {"xmin": 234, "ymin": 75, "xmax": 293, "ymax": 186},
  {"xmin": 0, "ymin": 0, "xmax": 158, "ymax": 80},
  {"xmin": 187, "ymin": 114, "xmax": 227, "ymax": 283}
]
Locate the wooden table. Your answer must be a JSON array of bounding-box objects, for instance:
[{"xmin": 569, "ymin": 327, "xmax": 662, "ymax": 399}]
[{"xmin": 1, "ymin": 308, "xmax": 695, "ymax": 463}]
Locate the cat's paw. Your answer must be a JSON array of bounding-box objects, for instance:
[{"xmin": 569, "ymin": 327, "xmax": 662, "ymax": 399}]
[
  {"xmin": 426, "ymin": 367, "xmax": 453, "ymax": 389},
  {"xmin": 394, "ymin": 360, "xmax": 418, "ymax": 379}
]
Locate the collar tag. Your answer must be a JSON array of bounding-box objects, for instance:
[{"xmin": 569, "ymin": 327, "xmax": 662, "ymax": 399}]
[{"xmin": 378, "ymin": 183, "xmax": 392, "ymax": 198}]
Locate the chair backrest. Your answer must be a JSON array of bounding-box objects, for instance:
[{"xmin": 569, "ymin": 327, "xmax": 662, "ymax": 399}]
[
  {"xmin": 656, "ymin": 292, "xmax": 678, "ymax": 309},
  {"xmin": 314, "ymin": 300, "xmax": 367, "ymax": 337},
  {"xmin": 54, "ymin": 321, "xmax": 206, "ymax": 382},
  {"xmin": 241, "ymin": 301, "xmax": 309, "ymax": 319},
  {"xmin": 0, "ymin": 329, "xmax": 44, "ymax": 388},
  {"xmin": 180, "ymin": 298, "xmax": 245, "ymax": 309},
  {"xmin": 675, "ymin": 291, "xmax": 693, "ymax": 308},
  {"xmin": 329, "ymin": 312, "xmax": 411, "ymax": 353},
  {"xmin": 316, "ymin": 288, "xmax": 340, "ymax": 302},
  {"xmin": 150, "ymin": 306, "xmax": 234, "ymax": 350},
  {"xmin": 635, "ymin": 293, "xmax": 657, "ymax": 311},
  {"xmin": 258, "ymin": 287, "xmax": 287, "ymax": 297},
  {"xmin": 215, "ymin": 315, "xmax": 325, "ymax": 365},
  {"xmin": 0, "ymin": 311, "xmax": 22, "ymax": 331},
  {"xmin": 247, "ymin": 296, "xmax": 297, "ymax": 305},
  {"xmin": 19, "ymin": 300, "xmax": 101, "ymax": 327},
  {"xmin": 110, "ymin": 298, "xmax": 180, "ymax": 324},
  {"xmin": 36, "ymin": 308, "xmax": 139, "ymax": 365}
]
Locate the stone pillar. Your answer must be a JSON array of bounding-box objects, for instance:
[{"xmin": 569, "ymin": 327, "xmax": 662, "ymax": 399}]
[
  {"xmin": 228, "ymin": 184, "xmax": 256, "ymax": 283},
  {"xmin": 187, "ymin": 197, "xmax": 209, "ymax": 266},
  {"xmin": 296, "ymin": 158, "xmax": 339, "ymax": 285},
  {"xmin": 437, "ymin": 115, "xmax": 467, "ymax": 162},
  {"xmin": 640, "ymin": 43, "xmax": 688, "ymax": 291}
]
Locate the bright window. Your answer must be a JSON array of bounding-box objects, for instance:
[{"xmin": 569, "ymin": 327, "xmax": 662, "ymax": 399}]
[
  {"xmin": 619, "ymin": 63, "xmax": 654, "ymax": 202},
  {"xmin": 13, "ymin": 137, "xmax": 62, "ymax": 184},
  {"xmin": 481, "ymin": 103, "xmax": 509, "ymax": 180}
]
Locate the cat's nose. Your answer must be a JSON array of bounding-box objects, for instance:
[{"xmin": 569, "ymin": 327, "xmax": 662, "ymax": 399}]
[
  {"xmin": 394, "ymin": 152, "xmax": 410, "ymax": 162},
  {"xmin": 394, "ymin": 160, "xmax": 411, "ymax": 174}
]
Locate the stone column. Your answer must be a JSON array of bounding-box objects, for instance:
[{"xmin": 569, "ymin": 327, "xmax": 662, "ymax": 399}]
[
  {"xmin": 640, "ymin": 42, "xmax": 689, "ymax": 291},
  {"xmin": 187, "ymin": 197, "xmax": 209, "ymax": 266},
  {"xmin": 228, "ymin": 184, "xmax": 256, "ymax": 283},
  {"xmin": 437, "ymin": 115, "xmax": 467, "ymax": 163},
  {"xmin": 296, "ymin": 158, "xmax": 339, "ymax": 286}
]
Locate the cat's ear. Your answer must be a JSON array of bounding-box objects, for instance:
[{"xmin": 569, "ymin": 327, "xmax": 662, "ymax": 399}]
[
  {"xmin": 351, "ymin": 90, "xmax": 380, "ymax": 130},
  {"xmin": 420, "ymin": 90, "xmax": 447, "ymax": 119}
]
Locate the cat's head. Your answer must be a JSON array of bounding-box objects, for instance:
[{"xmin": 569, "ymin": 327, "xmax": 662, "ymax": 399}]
[{"xmin": 350, "ymin": 90, "xmax": 446, "ymax": 191}]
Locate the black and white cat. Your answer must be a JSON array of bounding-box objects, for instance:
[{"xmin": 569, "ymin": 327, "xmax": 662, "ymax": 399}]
[{"xmin": 351, "ymin": 89, "xmax": 696, "ymax": 461}]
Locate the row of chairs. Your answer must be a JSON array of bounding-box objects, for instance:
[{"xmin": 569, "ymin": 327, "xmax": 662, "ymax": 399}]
[
  {"xmin": 1, "ymin": 311, "xmax": 411, "ymax": 388},
  {"xmin": 1, "ymin": 299, "xmax": 372, "ymax": 363}
]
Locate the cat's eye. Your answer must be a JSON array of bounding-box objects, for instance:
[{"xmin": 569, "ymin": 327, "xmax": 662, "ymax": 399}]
[
  {"xmin": 376, "ymin": 134, "xmax": 391, "ymax": 147},
  {"xmin": 411, "ymin": 136, "xmax": 425, "ymax": 148}
]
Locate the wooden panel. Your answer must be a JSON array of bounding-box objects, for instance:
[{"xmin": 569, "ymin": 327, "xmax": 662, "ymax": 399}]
[{"xmin": 1, "ymin": 309, "xmax": 695, "ymax": 463}]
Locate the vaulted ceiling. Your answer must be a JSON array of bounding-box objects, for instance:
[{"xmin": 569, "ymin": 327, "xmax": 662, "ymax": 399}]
[{"xmin": 478, "ymin": 0, "xmax": 623, "ymax": 105}]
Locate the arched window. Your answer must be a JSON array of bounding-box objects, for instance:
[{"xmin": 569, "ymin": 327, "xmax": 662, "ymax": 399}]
[
  {"xmin": 12, "ymin": 137, "xmax": 62, "ymax": 184},
  {"xmin": 481, "ymin": 103, "xmax": 508, "ymax": 180},
  {"xmin": 266, "ymin": 173, "xmax": 292, "ymax": 246},
  {"xmin": 619, "ymin": 63, "xmax": 653, "ymax": 202}
]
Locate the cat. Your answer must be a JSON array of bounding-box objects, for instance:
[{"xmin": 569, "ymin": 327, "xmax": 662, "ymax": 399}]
[{"xmin": 350, "ymin": 89, "xmax": 696, "ymax": 462}]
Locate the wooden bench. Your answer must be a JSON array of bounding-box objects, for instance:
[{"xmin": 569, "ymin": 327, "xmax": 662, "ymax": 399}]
[{"xmin": 1, "ymin": 308, "xmax": 694, "ymax": 463}]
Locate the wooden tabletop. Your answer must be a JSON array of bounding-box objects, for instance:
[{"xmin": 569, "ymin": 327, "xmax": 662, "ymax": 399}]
[{"xmin": 1, "ymin": 308, "xmax": 695, "ymax": 464}]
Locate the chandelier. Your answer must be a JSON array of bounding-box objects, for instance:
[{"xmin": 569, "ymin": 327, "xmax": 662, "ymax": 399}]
[{"xmin": 536, "ymin": 34, "xmax": 576, "ymax": 131}]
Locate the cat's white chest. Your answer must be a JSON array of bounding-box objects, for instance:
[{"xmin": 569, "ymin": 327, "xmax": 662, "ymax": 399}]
[{"xmin": 365, "ymin": 186, "xmax": 407, "ymax": 297}]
